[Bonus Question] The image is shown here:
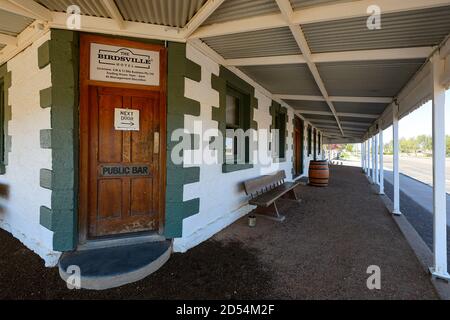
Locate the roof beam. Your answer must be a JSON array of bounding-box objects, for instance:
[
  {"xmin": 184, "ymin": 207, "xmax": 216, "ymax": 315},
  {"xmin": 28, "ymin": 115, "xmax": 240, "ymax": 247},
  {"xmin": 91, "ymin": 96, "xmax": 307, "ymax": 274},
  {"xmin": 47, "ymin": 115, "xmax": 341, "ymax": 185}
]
[
  {"xmin": 182, "ymin": 0, "xmax": 226, "ymax": 38},
  {"xmin": 190, "ymin": 12, "xmax": 286, "ymax": 39},
  {"xmin": 292, "ymin": 0, "xmax": 450, "ymax": 25},
  {"xmin": 50, "ymin": 12, "xmax": 185, "ymax": 43},
  {"xmin": 0, "ymin": 33, "xmax": 17, "ymax": 46},
  {"xmin": 276, "ymin": 0, "xmax": 344, "ymax": 135},
  {"xmin": 274, "ymin": 94, "xmax": 392, "ymax": 104},
  {"xmin": 311, "ymin": 119, "xmax": 372, "ymax": 127},
  {"xmin": 100, "ymin": 0, "xmax": 126, "ymax": 30},
  {"xmin": 299, "ymin": 110, "xmax": 379, "ymax": 119},
  {"xmin": 225, "ymin": 47, "xmax": 431, "ymax": 66},
  {"xmin": 226, "ymin": 54, "xmax": 306, "ymax": 66},
  {"xmin": 8, "ymin": 0, "xmax": 52, "ymax": 21},
  {"xmin": 313, "ymin": 47, "xmax": 433, "ymax": 63}
]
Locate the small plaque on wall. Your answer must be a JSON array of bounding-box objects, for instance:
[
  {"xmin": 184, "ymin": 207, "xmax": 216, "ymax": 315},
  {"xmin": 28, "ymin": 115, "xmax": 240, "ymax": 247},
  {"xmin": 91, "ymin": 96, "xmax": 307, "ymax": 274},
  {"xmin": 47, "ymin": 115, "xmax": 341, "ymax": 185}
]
[{"xmin": 90, "ymin": 43, "xmax": 160, "ymax": 86}]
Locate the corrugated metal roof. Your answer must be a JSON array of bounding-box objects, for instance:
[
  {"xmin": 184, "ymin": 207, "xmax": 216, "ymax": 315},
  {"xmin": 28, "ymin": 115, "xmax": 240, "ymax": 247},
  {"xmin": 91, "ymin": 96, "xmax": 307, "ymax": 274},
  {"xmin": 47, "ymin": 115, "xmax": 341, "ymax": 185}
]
[
  {"xmin": 38, "ymin": 0, "xmax": 207, "ymax": 27},
  {"xmin": 302, "ymin": 6, "xmax": 450, "ymax": 53},
  {"xmin": 290, "ymin": 0, "xmax": 354, "ymax": 10},
  {"xmin": 115, "ymin": 0, "xmax": 206, "ymax": 28},
  {"xmin": 240, "ymin": 64, "xmax": 321, "ymax": 95},
  {"xmin": 284, "ymin": 100, "xmax": 330, "ymax": 112},
  {"xmin": 317, "ymin": 59, "xmax": 425, "ymax": 97},
  {"xmin": 205, "ymin": 0, "xmax": 280, "ymax": 25},
  {"xmin": 333, "ymin": 102, "xmax": 387, "ymax": 115},
  {"xmin": 202, "ymin": 27, "xmax": 301, "ymax": 59},
  {"xmin": 0, "ymin": 9, "xmax": 34, "ymax": 36},
  {"xmin": 302, "ymin": 114, "xmax": 336, "ymax": 121},
  {"xmin": 37, "ymin": 0, "xmax": 110, "ymax": 17}
]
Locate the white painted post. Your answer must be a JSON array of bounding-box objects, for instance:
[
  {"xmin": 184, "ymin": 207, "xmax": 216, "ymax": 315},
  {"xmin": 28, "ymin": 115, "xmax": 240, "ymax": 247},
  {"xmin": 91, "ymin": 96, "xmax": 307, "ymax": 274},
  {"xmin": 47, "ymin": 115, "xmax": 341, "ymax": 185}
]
[
  {"xmin": 392, "ymin": 103, "xmax": 401, "ymax": 215},
  {"xmin": 374, "ymin": 134, "xmax": 379, "ymax": 185},
  {"xmin": 371, "ymin": 136, "xmax": 376, "ymax": 184},
  {"xmin": 430, "ymin": 53, "xmax": 450, "ymax": 281},
  {"xmin": 379, "ymin": 127, "xmax": 384, "ymax": 195},
  {"xmin": 367, "ymin": 139, "xmax": 370, "ymax": 177},
  {"xmin": 360, "ymin": 142, "xmax": 366, "ymax": 172}
]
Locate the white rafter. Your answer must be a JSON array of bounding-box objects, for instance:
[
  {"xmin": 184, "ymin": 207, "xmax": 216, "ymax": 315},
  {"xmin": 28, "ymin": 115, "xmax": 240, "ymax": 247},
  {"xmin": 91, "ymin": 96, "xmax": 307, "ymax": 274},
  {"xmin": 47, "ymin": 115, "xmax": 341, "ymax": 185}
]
[
  {"xmin": 298, "ymin": 110, "xmax": 379, "ymax": 119},
  {"xmin": 292, "ymin": 0, "xmax": 450, "ymax": 25},
  {"xmin": 50, "ymin": 12, "xmax": 185, "ymax": 43},
  {"xmin": 225, "ymin": 47, "xmax": 432, "ymax": 66},
  {"xmin": 275, "ymin": 0, "xmax": 344, "ymax": 136},
  {"xmin": 100, "ymin": 0, "xmax": 126, "ymax": 30},
  {"xmin": 182, "ymin": 0, "xmax": 226, "ymax": 38},
  {"xmin": 274, "ymin": 94, "xmax": 392, "ymax": 104},
  {"xmin": 8, "ymin": 0, "xmax": 52, "ymax": 21}
]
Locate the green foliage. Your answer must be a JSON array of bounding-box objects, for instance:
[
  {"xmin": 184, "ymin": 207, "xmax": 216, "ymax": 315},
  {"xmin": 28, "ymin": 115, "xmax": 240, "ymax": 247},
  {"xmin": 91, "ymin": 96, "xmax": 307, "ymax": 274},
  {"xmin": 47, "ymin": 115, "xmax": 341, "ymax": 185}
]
[{"xmin": 383, "ymin": 135, "xmax": 450, "ymax": 156}]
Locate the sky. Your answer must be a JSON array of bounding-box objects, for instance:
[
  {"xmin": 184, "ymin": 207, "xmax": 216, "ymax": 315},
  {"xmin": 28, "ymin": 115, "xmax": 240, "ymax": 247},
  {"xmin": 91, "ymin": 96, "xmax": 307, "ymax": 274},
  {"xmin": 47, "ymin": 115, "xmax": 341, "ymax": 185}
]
[{"xmin": 383, "ymin": 90, "xmax": 450, "ymax": 143}]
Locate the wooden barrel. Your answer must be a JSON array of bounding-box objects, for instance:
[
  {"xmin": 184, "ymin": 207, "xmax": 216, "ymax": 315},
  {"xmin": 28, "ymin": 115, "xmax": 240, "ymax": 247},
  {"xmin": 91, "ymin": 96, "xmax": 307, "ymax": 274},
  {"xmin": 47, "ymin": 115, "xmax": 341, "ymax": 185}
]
[{"xmin": 308, "ymin": 160, "xmax": 329, "ymax": 187}]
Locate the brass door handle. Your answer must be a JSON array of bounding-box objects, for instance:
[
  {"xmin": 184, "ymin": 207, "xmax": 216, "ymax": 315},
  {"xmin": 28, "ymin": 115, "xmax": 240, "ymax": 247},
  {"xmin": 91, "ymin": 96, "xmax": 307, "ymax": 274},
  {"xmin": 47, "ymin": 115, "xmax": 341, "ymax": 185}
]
[{"xmin": 154, "ymin": 132, "xmax": 160, "ymax": 154}]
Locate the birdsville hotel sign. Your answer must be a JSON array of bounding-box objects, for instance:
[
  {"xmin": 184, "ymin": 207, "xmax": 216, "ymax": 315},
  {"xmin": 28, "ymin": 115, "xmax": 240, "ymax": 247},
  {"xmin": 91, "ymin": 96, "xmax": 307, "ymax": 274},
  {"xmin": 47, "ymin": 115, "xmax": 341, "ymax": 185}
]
[{"xmin": 90, "ymin": 43, "xmax": 160, "ymax": 86}]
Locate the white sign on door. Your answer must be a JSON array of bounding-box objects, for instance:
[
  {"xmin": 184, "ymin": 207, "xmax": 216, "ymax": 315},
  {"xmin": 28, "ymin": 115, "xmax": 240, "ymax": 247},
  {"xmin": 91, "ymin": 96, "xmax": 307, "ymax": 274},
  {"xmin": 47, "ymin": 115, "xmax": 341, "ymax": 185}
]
[
  {"xmin": 90, "ymin": 43, "xmax": 160, "ymax": 86},
  {"xmin": 115, "ymin": 108, "xmax": 140, "ymax": 131}
]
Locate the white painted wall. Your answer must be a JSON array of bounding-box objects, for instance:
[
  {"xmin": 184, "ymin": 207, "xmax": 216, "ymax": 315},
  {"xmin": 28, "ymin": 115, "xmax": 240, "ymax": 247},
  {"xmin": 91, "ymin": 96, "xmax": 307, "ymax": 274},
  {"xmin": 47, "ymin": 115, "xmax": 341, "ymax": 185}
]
[
  {"xmin": 173, "ymin": 45, "xmax": 323, "ymax": 252},
  {"xmin": 0, "ymin": 32, "xmax": 60, "ymax": 266}
]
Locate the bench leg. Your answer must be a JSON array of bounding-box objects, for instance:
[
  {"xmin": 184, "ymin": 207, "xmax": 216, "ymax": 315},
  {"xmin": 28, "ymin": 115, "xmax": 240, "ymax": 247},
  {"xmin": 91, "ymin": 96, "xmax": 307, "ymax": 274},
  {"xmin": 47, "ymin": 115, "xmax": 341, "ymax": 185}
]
[
  {"xmin": 281, "ymin": 189, "xmax": 302, "ymax": 205},
  {"xmin": 254, "ymin": 201, "xmax": 286, "ymax": 222}
]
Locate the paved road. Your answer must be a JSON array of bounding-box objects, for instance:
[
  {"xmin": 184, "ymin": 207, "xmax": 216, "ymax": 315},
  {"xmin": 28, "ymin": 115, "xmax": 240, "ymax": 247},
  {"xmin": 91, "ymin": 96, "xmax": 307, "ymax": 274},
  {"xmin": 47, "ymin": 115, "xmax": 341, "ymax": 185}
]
[{"xmin": 384, "ymin": 155, "xmax": 450, "ymax": 194}]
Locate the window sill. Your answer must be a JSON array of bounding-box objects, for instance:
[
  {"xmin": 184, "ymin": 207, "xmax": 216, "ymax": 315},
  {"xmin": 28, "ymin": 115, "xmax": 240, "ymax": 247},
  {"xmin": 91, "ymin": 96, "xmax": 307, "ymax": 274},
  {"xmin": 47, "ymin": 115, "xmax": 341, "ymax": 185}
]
[
  {"xmin": 222, "ymin": 163, "xmax": 253, "ymax": 173},
  {"xmin": 273, "ymin": 157, "xmax": 286, "ymax": 163}
]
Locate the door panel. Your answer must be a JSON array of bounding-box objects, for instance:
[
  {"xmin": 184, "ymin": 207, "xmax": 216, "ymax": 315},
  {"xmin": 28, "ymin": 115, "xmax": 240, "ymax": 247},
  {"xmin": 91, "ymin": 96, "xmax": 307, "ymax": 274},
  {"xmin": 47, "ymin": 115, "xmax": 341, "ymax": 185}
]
[
  {"xmin": 294, "ymin": 117, "xmax": 304, "ymax": 177},
  {"xmin": 88, "ymin": 86, "xmax": 160, "ymax": 238}
]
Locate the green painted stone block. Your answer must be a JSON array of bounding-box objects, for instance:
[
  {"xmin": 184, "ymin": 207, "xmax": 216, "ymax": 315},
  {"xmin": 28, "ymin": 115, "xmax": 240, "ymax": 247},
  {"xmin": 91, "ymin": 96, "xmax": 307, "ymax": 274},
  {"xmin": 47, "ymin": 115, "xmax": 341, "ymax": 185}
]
[
  {"xmin": 40, "ymin": 206, "xmax": 53, "ymax": 231},
  {"xmin": 182, "ymin": 198, "xmax": 200, "ymax": 219},
  {"xmin": 40, "ymin": 129, "xmax": 52, "ymax": 149},
  {"xmin": 40, "ymin": 169, "xmax": 53, "ymax": 190},
  {"xmin": 38, "ymin": 41, "xmax": 50, "ymax": 69},
  {"xmin": 40, "ymin": 87, "xmax": 52, "ymax": 109}
]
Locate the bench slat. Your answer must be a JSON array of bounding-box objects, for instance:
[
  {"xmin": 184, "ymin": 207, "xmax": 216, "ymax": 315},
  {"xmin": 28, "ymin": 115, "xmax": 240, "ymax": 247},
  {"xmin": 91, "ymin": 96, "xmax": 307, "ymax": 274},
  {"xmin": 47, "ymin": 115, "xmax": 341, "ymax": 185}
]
[
  {"xmin": 243, "ymin": 170, "xmax": 287, "ymax": 196},
  {"xmin": 249, "ymin": 182, "xmax": 299, "ymax": 207}
]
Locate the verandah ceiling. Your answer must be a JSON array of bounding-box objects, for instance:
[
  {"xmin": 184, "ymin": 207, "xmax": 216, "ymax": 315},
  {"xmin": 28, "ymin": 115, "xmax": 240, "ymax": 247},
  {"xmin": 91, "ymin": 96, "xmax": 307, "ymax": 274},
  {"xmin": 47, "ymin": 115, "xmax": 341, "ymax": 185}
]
[{"xmin": 0, "ymin": 0, "xmax": 449, "ymax": 143}]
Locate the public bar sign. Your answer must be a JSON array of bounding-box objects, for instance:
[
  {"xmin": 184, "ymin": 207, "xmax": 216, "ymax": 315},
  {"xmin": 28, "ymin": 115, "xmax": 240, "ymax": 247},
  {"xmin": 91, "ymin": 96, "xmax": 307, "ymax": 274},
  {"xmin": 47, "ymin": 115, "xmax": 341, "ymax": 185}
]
[
  {"xmin": 115, "ymin": 108, "xmax": 140, "ymax": 131},
  {"xmin": 90, "ymin": 43, "xmax": 160, "ymax": 86},
  {"xmin": 100, "ymin": 165, "xmax": 151, "ymax": 177}
]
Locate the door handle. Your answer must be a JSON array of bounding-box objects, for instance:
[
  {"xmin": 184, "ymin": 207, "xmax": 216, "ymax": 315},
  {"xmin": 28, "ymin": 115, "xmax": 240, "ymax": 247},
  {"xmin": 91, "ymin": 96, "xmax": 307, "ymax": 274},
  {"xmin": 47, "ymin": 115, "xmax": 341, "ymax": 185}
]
[{"xmin": 154, "ymin": 132, "xmax": 160, "ymax": 154}]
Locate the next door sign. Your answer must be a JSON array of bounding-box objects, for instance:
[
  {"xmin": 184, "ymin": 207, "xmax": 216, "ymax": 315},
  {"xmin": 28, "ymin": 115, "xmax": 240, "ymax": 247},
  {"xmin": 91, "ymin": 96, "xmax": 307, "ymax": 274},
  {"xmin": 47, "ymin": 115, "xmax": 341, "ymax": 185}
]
[{"xmin": 115, "ymin": 108, "xmax": 140, "ymax": 131}]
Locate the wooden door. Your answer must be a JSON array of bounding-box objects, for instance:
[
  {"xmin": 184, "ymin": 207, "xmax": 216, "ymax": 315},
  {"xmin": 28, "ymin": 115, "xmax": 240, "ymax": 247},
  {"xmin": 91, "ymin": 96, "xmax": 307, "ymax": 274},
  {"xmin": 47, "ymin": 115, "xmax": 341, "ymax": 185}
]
[
  {"xmin": 294, "ymin": 117, "xmax": 304, "ymax": 177},
  {"xmin": 88, "ymin": 87, "xmax": 161, "ymax": 238}
]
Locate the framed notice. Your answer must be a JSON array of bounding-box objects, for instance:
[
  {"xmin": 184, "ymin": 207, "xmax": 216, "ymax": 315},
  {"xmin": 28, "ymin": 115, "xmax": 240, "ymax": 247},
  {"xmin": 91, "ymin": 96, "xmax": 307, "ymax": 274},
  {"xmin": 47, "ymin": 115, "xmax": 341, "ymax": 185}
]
[{"xmin": 90, "ymin": 43, "xmax": 160, "ymax": 86}]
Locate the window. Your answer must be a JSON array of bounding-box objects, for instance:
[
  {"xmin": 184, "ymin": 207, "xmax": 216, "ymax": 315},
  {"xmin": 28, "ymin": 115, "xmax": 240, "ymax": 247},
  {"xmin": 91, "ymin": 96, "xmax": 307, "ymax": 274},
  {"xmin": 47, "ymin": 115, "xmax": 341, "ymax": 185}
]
[
  {"xmin": 273, "ymin": 110, "xmax": 286, "ymax": 160},
  {"xmin": 313, "ymin": 129, "xmax": 317, "ymax": 158},
  {"xmin": 318, "ymin": 133, "xmax": 321, "ymax": 155},
  {"xmin": 307, "ymin": 126, "xmax": 312, "ymax": 155},
  {"xmin": 225, "ymin": 86, "xmax": 250, "ymax": 164}
]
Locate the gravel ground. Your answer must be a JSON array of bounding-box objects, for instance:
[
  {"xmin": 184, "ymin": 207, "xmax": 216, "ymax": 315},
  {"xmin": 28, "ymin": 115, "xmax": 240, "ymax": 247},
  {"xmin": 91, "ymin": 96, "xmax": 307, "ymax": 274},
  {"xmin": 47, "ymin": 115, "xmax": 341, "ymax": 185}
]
[
  {"xmin": 0, "ymin": 165, "xmax": 439, "ymax": 299},
  {"xmin": 384, "ymin": 179, "xmax": 450, "ymax": 266}
]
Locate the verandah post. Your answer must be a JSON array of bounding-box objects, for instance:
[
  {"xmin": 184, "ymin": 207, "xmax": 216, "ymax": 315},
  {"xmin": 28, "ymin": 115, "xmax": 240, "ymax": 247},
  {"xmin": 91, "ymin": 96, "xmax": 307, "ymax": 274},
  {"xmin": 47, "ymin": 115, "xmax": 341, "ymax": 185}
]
[
  {"xmin": 378, "ymin": 125, "xmax": 384, "ymax": 195},
  {"xmin": 392, "ymin": 103, "xmax": 401, "ymax": 215},
  {"xmin": 430, "ymin": 52, "xmax": 449, "ymax": 281}
]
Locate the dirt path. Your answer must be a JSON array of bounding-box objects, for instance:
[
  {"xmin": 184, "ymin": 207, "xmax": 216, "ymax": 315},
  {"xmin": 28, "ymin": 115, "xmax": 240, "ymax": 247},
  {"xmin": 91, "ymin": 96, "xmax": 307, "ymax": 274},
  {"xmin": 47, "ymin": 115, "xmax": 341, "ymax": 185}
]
[{"xmin": 0, "ymin": 165, "xmax": 439, "ymax": 299}]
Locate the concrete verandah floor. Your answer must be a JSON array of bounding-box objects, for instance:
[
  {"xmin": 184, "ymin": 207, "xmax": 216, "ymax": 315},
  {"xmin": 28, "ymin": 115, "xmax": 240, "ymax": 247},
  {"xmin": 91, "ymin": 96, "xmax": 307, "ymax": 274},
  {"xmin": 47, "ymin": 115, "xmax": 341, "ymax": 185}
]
[{"xmin": 0, "ymin": 166, "xmax": 439, "ymax": 299}]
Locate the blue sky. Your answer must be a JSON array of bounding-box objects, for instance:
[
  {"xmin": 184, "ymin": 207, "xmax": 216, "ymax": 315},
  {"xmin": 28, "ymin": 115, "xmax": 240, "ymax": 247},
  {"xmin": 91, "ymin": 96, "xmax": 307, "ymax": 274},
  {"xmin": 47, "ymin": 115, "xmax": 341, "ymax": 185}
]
[{"xmin": 383, "ymin": 90, "xmax": 450, "ymax": 143}]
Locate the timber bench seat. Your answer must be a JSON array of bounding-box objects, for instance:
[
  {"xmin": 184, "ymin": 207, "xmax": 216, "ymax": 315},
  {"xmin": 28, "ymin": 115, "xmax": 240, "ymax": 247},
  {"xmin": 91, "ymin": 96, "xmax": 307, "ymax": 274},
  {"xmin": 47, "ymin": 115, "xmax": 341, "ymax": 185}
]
[{"xmin": 243, "ymin": 171, "xmax": 302, "ymax": 222}]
